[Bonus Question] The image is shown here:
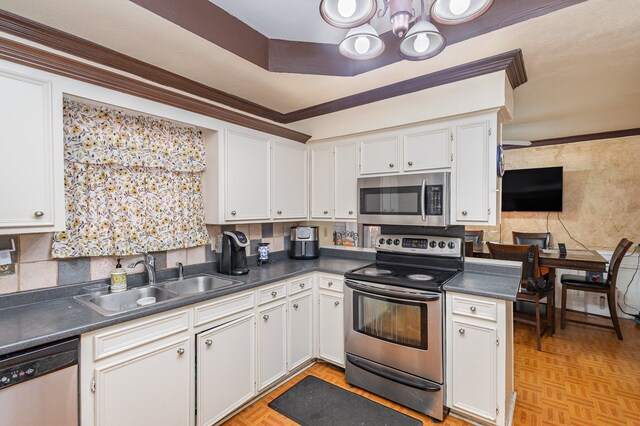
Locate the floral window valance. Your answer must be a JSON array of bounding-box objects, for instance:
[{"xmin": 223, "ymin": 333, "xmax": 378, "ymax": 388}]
[{"xmin": 52, "ymin": 99, "xmax": 210, "ymax": 258}]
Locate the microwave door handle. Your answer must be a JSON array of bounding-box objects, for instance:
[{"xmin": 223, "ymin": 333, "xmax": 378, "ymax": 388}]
[{"xmin": 420, "ymin": 179, "xmax": 426, "ymax": 221}]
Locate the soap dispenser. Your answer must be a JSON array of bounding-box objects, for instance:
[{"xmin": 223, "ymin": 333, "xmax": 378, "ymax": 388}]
[{"xmin": 110, "ymin": 258, "xmax": 127, "ymax": 292}]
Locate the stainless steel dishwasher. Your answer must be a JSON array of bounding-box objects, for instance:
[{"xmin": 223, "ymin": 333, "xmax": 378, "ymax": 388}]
[{"xmin": 0, "ymin": 338, "xmax": 78, "ymax": 426}]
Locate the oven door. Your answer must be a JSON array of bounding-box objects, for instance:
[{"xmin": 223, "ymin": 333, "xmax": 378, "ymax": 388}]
[
  {"xmin": 344, "ymin": 279, "xmax": 443, "ymax": 383},
  {"xmin": 357, "ymin": 173, "xmax": 449, "ymax": 227}
]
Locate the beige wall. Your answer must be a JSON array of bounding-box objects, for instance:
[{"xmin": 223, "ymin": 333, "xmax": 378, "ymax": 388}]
[{"xmin": 468, "ymin": 136, "xmax": 640, "ymax": 250}]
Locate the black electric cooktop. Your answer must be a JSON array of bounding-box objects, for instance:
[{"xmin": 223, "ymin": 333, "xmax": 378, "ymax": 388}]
[{"xmin": 345, "ymin": 263, "xmax": 459, "ymax": 291}]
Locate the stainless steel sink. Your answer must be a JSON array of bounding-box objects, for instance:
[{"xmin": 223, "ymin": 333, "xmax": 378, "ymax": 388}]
[
  {"xmin": 162, "ymin": 275, "xmax": 240, "ymax": 295},
  {"xmin": 75, "ymin": 286, "xmax": 179, "ymax": 316}
]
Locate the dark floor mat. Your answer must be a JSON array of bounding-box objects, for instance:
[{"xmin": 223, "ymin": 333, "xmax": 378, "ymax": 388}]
[{"xmin": 268, "ymin": 375, "xmax": 422, "ymax": 426}]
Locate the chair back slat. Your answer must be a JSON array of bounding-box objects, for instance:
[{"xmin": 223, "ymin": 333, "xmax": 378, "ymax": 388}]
[
  {"xmin": 487, "ymin": 242, "xmax": 540, "ymax": 282},
  {"xmin": 606, "ymin": 238, "xmax": 633, "ymax": 288},
  {"xmin": 465, "ymin": 230, "xmax": 484, "ymax": 245},
  {"xmin": 512, "ymin": 232, "xmax": 550, "ymax": 249}
]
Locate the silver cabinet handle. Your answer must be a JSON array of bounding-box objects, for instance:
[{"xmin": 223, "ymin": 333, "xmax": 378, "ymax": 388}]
[
  {"xmin": 408, "ymin": 161, "xmax": 413, "ymax": 166},
  {"xmin": 263, "ymin": 314, "xmax": 269, "ymax": 321},
  {"xmin": 328, "ymin": 282, "xmax": 333, "ymax": 286},
  {"xmin": 271, "ymin": 291, "xmax": 277, "ymax": 297},
  {"xmin": 462, "ymin": 210, "xmax": 468, "ymax": 216},
  {"xmin": 205, "ymin": 339, "xmax": 212, "ymax": 346},
  {"xmin": 348, "ymin": 210, "xmax": 353, "ymax": 215},
  {"xmin": 231, "ymin": 210, "xmax": 237, "ymax": 216},
  {"xmin": 34, "ymin": 211, "xmax": 44, "ymax": 218},
  {"xmin": 323, "ymin": 210, "xmax": 329, "ymax": 214},
  {"xmin": 459, "ymin": 329, "xmax": 465, "ymax": 335},
  {"xmin": 293, "ymin": 303, "xmax": 299, "ymax": 309},
  {"xmin": 334, "ymin": 300, "xmax": 340, "ymax": 306},
  {"xmin": 470, "ymin": 306, "xmax": 476, "ymax": 312},
  {"xmin": 299, "ymin": 283, "xmax": 305, "ymax": 289},
  {"xmin": 177, "ymin": 348, "xmax": 185, "ymax": 355},
  {"xmin": 277, "ymin": 210, "xmax": 282, "ymax": 215},
  {"xmin": 389, "ymin": 163, "xmax": 394, "ymax": 168}
]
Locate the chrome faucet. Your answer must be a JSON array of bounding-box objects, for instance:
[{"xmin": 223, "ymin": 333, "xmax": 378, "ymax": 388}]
[
  {"xmin": 176, "ymin": 262, "xmax": 184, "ymax": 280},
  {"xmin": 128, "ymin": 253, "xmax": 156, "ymax": 285}
]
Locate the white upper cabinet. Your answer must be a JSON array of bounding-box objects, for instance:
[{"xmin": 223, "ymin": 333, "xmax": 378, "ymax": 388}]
[
  {"xmin": 359, "ymin": 135, "xmax": 400, "ymax": 175},
  {"xmin": 0, "ymin": 70, "xmax": 60, "ymax": 234},
  {"xmin": 403, "ymin": 124, "xmax": 452, "ymax": 172},
  {"xmin": 225, "ymin": 130, "xmax": 271, "ymax": 221},
  {"xmin": 272, "ymin": 139, "xmax": 308, "ymax": 220},
  {"xmin": 310, "ymin": 144, "xmax": 335, "ymax": 219},
  {"xmin": 334, "ymin": 142, "xmax": 358, "ymax": 220}
]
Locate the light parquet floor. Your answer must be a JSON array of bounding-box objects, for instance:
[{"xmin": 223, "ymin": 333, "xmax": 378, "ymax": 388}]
[{"xmin": 223, "ymin": 316, "xmax": 640, "ymax": 426}]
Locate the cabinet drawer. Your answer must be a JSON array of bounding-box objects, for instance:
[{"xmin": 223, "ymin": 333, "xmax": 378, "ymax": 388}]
[
  {"xmin": 258, "ymin": 283, "xmax": 287, "ymax": 305},
  {"xmin": 195, "ymin": 292, "xmax": 255, "ymax": 327},
  {"xmin": 319, "ymin": 276, "xmax": 343, "ymax": 293},
  {"xmin": 289, "ymin": 276, "xmax": 312, "ymax": 296},
  {"xmin": 451, "ymin": 296, "xmax": 497, "ymax": 321},
  {"xmin": 93, "ymin": 310, "xmax": 189, "ymax": 361}
]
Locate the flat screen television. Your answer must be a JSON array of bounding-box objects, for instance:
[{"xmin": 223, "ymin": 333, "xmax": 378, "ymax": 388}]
[{"xmin": 502, "ymin": 166, "xmax": 563, "ymax": 212}]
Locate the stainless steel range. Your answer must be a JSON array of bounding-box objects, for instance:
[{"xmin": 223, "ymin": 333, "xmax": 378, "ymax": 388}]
[{"xmin": 344, "ymin": 233, "xmax": 463, "ymax": 421}]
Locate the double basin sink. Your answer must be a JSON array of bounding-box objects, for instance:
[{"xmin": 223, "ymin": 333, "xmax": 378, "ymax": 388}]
[{"xmin": 75, "ymin": 275, "xmax": 242, "ymax": 317}]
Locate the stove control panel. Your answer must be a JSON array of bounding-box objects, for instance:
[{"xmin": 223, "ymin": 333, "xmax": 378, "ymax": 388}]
[{"xmin": 376, "ymin": 234, "xmax": 462, "ymax": 257}]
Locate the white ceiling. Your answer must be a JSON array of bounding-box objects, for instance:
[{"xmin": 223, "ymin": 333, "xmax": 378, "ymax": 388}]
[{"xmin": 0, "ymin": 0, "xmax": 638, "ymax": 142}]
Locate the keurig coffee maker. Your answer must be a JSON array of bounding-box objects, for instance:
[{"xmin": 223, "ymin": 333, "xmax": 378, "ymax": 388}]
[{"xmin": 219, "ymin": 230, "xmax": 249, "ymax": 275}]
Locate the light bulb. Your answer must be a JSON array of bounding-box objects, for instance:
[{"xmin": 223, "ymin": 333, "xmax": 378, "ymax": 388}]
[
  {"xmin": 337, "ymin": 0, "xmax": 357, "ymax": 18},
  {"xmin": 413, "ymin": 33, "xmax": 430, "ymax": 53},
  {"xmin": 354, "ymin": 36, "xmax": 370, "ymax": 54},
  {"xmin": 449, "ymin": 0, "xmax": 471, "ymax": 16}
]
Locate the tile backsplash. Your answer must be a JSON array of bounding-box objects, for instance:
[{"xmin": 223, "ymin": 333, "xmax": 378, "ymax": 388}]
[{"xmin": 0, "ymin": 221, "xmax": 303, "ymax": 295}]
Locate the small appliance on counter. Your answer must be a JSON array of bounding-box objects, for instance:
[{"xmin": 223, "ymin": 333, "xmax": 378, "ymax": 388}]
[
  {"xmin": 219, "ymin": 230, "xmax": 249, "ymax": 275},
  {"xmin": 257, "ymin": 242, "xmax": 272, "ymax": 266},
  {"xmin": 289, "ymin": 226, "xmax": 320, "ymax": 259}
]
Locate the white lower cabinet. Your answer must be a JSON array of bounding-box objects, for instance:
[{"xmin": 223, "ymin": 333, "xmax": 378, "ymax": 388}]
[
  {"xmin": 197, "ymin": 314, "xmax": 255, "ymax": 426},
  {"xmin": 288, "ymin": 291, "xmax": 314, "ymax": 370},
  {"xmin": 446, "ymin": 292, "xmax": 514, "ymax": 426},
  {"xmin": 257, "ymin": 301, "xmax": 288, "ymax": 391},
  {"xmin": 318, "ymin": 291, "xmax": 345, "ymax": 367},
  {"xmin": 93, "ymin": 337, "xmax": 191, "ymax": 426}
]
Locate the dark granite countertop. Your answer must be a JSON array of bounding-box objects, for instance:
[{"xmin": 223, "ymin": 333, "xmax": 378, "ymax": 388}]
[
  {"xmin": 443, "ymin": 257, "xmax": 522, "ymax": 301},
  {"xmin": 0, "ymin": 255, "xmax": 372, "ymax": 356}
]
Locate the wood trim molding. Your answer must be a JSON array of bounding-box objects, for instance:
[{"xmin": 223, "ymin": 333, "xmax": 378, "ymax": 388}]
[
  {"xmin": 0, "ymin": 37, "xmax": 311, "ymax": 142},
  {"xmin": 505, "ymin": 128, "xmax": 640, "ymax": 150},
  {"xmin": 282, "ymin": 49, "xmax": 526, "ymax": 123}
]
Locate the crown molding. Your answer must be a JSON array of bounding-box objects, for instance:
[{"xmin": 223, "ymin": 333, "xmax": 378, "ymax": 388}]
[{"xmin": 505, "ymin": 128, "xmax": 640, "ymax": 150}]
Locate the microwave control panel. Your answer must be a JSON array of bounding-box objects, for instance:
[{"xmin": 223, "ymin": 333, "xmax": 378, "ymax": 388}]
[{"xmin": 425, "ymin": 185, "xmax": 443, "ymax": 216}]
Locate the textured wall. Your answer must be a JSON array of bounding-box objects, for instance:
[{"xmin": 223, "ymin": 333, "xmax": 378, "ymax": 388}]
[{"xmin": 468, "ymin": 136, "xmax": 640, "ymax": 250}]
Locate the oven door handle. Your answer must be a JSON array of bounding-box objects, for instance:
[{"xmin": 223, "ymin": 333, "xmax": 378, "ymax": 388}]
[
  {"xmin": 421, "ymin": 178, "xmax": 427, "ymax": 221},
  {"xmin": 347, "ymin": 354, "xmax": 441, "ymax": 392},
  {"xmin": 345, "ymin": 280, "xmax": 440, "ymax": 302}
]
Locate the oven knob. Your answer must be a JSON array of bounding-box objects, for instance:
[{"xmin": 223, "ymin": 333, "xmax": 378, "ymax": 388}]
[
  {"xmin": 429, "ymin": 241, "xmax": 437, "ymax": 248},
  {"xmin": 393, "ymin": 239, "xmax": 400, "ymax": 246},
  {"xmin": 386, "ymin": 239, "xmax": 393, "ymax": 245},
  {"xmin": 448, "ymin": 241, "xmax": 456, "ymax": 249},
  {"xmin": 438, "ymin": 241, "xmax": 446, "ymax": 249},
  {"xmin": 378, "ymin": 238, "xmax": 385, "ymax": 245}
]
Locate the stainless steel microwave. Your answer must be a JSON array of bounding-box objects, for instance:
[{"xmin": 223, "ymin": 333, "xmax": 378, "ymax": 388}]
[{"xmin": 357, "ymin": 172, "xmax": 450, "ymax": 227}]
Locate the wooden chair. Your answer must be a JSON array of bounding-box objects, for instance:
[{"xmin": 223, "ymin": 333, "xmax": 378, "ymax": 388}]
[
  {"xmin": 464, "ymin": 241, "xmax": 474, "ymax": 258},
  {"xmin": 465, "ymin": 230, "xmax": 484, "ymax": 245},
  {"xmin": 560, "ymin": 238, "xmax": 633, "ymax": 340},
  {"xmin": 487, "ymin": 242, "xmax": 555, "ymax": 351},
  {"xmin": 512, "ymin": 232, "xmax": 550, "ymax": 248}
]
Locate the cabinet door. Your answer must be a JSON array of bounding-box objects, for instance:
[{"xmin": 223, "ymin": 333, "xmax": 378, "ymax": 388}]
[
  {"xmin": 197, "ymin": 314, "xmax": 255, "ymax": 426},
  {"xmin": 272, "ymin": 140, "xmax": 308, "ymax": 219},
  {"xmin": 451, "ymin": 319, "xmax": 497, "ymax": 422},
  {"xmin": 359, "ymin": 136, "xmax": 400, "ymax": 175},
  {"xmin": 318, "ymin": 292, "xmax": 344, "ymax": 366},
  {"xmin": 0, "ymin": 71, "xmax": 54, "ymax": 230},
  {"xmin": 453, "ymin": 119, "xmax": 490, "ymax": 222},
  {"xmin": 288, "ymin": 292, "xmax": 314, "ymax": 371},
  {"xmin": 403, "ymin": 124, "xmax": 451, "ymax": 171},
  {"xmin": 258, "ymin": 301, "xmax": 287, "ymax": 390},
  {"xmin": 334, "ymin": 142, "xmax": 358, "ymax": 220},
  {"xmin": 94, "ymin": 337, "xmax": 191, "ymax": 426},
  {"xmin": 225, "ymin": 130, "xmax": 270, "ymax": 221},
  {"xmin": 310, "ymin": 144, "xmax": 334, "ymax": 219}
]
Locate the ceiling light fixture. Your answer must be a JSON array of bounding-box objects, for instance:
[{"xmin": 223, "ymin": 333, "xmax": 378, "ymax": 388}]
[{"xmin": 320, "ymin": 0, "xmax": 494, "ymax": 61}]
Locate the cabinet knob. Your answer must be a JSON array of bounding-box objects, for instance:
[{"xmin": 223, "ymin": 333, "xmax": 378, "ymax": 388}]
[
  {"xmin": 293, "ymin": 303, "xmax": 299, "ymax": 309},
  {"xmin": 177, "ymin": 348, "xmax": 185, "ymax": 355},
  {"xmin": 205, "ymin": 339, "xmax": 213, "ymax": 346},
  {"xmin": 263, "ymin": 314, "xmax": 269, "ymax": 321},
  {"xmin": 328, "ymin": 282, "xmax": 333, "ymax": 286},
  {"xmin": 34, "ymin": 211, "xmax": 44, "ymax": 218},
  {"xmin": 230, "ymin": 210, "xmax": 237, "ymax": 216},
  {"xmin": 462, "ymin": 210, "xmax": 468, "ymax": 216},
  {"xmin": 459, "ymin": 328, "xmax": 465, "ymax": 335},
  {"xmin": 271, "ymin": 291, "xmax": 277, "ymax": 297},
  {"xmin": 348, "ymin": 210, "xmax": 353, "ymax": 215},
  {"xmin": 407, "ymin": 161, "xmax": 413, "ymax": 166},
  {"xmin": 470, "ymin": 306, "xmax": 476, "ymax": 312},
  {"xmin": 324, "ymin": 210, "xmax": 329, "ymax": 215},
  {"xmin": 277, "ymin": 210, "xmax": 282, "ymax": 215},
  {"xmin": 334, "ymin": 300, "xmax": 340, "ymax": 306},
  {"xmin": 389, "ymin": 163, "xmax": 394, "ymax": 168},
  {"xmin": 299, "ymin": 283, "xmax": 305, "ymax": 289}
]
